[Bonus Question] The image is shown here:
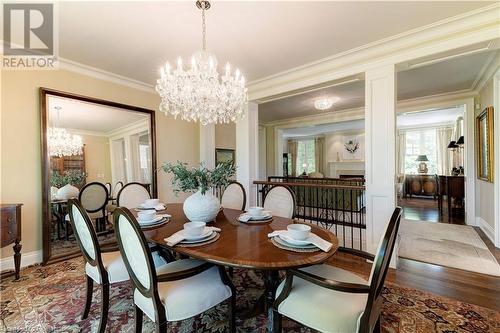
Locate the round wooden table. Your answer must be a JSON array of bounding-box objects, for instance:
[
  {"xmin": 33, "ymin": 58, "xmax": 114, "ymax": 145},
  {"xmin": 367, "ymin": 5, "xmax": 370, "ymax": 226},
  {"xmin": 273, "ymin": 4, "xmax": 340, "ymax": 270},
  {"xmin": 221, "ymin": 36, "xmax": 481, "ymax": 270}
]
[{"xmin": 135, "ymin": 203, "xmax": 339, "ymax": 325}]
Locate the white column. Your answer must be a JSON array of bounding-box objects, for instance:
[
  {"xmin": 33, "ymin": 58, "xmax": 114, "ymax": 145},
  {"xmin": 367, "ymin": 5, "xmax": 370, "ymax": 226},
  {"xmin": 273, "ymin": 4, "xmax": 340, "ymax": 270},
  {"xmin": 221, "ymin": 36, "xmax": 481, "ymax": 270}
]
[
  {"xmin": 199, "ymin": 124, "xmax": 215, "ymax": 168},
  {"xmin": 365, "ymin": 65, "xmax": 397, "ymax": 260},
  {"xmin": 236, "ymin": 102, "xmax": 259, "ymax": 208}
]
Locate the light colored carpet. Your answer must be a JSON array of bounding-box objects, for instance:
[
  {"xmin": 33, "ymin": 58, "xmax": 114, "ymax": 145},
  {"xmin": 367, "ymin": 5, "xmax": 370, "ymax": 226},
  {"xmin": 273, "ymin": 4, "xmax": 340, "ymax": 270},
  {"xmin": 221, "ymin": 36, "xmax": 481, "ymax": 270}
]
[{"xmin": 399, "ymin": 219, "xmax": 500, "ymax": 277}]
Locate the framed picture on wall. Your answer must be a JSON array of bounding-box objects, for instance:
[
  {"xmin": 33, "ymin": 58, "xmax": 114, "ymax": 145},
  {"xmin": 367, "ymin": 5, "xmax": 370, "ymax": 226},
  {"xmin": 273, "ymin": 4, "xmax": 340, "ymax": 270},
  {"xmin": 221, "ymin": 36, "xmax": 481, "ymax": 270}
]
[
  {"xmin": 342, "ymin": 135, "xmax": 363, "ymax": 160},
  {"xmin": 215, "ymin": 148, "xmax": 235, "ymax": 166},
  {"xmin": 476, "ymin": 106, "xmax": 494, "ymax": 182}
]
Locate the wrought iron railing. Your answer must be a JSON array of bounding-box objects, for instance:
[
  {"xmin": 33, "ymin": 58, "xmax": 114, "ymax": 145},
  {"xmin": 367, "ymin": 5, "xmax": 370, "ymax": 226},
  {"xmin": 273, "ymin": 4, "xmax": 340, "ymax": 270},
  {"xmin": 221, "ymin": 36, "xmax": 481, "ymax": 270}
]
[{"xmin": 254, "ymin": 180, "xmax": 366, "ymax": 250}]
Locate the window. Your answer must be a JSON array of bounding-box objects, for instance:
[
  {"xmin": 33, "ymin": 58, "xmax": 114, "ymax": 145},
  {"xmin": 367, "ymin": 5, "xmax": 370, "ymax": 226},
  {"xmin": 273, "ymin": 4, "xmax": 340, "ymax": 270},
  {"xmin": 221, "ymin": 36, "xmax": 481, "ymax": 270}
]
[
  {"xmin": 296, "ymin": 140, "xmax": 316, "ymax": 175},
  {"xmin": 404, "ymin": 129, "xmax": 437, "ymax": 174}
]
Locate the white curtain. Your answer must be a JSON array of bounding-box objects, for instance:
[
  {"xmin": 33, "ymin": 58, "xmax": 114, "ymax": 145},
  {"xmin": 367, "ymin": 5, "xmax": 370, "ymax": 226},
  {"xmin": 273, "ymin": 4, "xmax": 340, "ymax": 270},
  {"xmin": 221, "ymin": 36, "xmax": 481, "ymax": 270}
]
[
  {"xmin": 397, "ymin": 131, "xmax": 406, "ymax": 175},
  {"xmin": 314, "ymin": 137, "xmax": 325, "ymax": 174},
  {"xmin": 437, "ymin": 127, "xmax": 453, "ymax": 175}
]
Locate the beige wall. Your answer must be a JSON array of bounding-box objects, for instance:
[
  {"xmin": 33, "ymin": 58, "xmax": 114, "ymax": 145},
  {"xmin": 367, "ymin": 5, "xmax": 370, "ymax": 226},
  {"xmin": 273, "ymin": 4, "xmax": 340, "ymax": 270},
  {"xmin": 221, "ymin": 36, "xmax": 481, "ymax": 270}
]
[
  {"xmin": 71, "ymin": 132, "xmax": 112, "ymax": 184},
  {"xmin": 215, "ymin": 123, "xmax": 236, "ymax": 150},
  {"xmin": 476, "ymin": 78, "xmax": 495, "ymax": 229},
  {"xmin": 265, "ymin": 125, "xmax": 276, "ymax": 176},
  {"xmin": 1, "ymin": 69, "xmax": 199, "ymax": 259}
]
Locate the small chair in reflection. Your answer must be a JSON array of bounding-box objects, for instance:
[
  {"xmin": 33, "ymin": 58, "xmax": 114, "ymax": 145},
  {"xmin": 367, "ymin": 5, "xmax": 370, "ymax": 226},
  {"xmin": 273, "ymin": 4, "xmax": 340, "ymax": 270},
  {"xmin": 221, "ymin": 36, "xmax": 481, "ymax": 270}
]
[
  {"xmin": 272, "ymin": 207, "xmax": 403, "ymax": 333},
  {"xmin": 117, "ymin": 182, "xmax": 151, "ymax": 209},
  {"xmin": 263, "ymin": 185, "xmax": 296, "ymax": 218},
  {"xmin": 221, "ymin": 181, "xmax": 246, "ymax": 211},
  {"xmin": 113, "ymin": 207, "xmax": 236, "ymax": 332}
]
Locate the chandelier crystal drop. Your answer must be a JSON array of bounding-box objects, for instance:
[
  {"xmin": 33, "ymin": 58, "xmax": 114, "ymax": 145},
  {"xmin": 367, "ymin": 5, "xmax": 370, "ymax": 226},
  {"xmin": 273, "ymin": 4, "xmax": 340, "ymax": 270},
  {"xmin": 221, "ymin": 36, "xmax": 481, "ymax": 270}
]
[
  {"xmin": 156, "ymin": 0, "xmax": 247, "ymax": 125},
  {"xmin": 48, "ymin": 107, "xmax": 83, "ymax": 157}
]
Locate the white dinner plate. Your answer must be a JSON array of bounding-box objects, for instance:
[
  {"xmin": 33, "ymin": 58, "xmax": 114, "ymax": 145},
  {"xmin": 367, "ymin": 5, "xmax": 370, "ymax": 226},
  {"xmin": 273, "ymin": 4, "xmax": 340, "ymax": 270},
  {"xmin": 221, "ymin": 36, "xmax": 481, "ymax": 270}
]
[
  {"xmin": 178, "ymin": 227, "xmax": 214, "ymax": 241},
  {"xmin": 138, "ymin": 215, "xmax": 163, "ymax": 224},
  {"xmin": 179, "ymin": 231, "xmax": 217, "ymax": 244},
  {"xmin": 278, "ymin": 232, "xmax": 315, "ymax": 246},
  {"xmin": 274, "ymin": 236, "xmax": 317, "ymax": 249}
]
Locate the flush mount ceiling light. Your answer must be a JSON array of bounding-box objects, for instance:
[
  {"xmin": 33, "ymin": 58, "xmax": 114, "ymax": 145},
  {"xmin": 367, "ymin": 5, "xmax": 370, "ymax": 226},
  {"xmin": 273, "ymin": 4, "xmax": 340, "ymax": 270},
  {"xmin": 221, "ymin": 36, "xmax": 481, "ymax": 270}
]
[
  {"xmin": 314, "ymin": 97, "xmax": 340, "ymax": 110},
  {"xmin": 156, "ymin": 0, "xmax": 247, "ymax": 125}
]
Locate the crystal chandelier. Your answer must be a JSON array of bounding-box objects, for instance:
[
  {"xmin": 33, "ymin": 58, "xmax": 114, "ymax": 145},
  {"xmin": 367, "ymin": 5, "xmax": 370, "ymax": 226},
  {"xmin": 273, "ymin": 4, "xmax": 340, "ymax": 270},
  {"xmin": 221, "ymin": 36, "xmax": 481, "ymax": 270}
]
[
  {"xmin": 156, "ymin": 0, "xmax": 247, "ymax": 125},
  {"xmin": 48, "ymin": 107, "xmax": 83, "ymax": 157}
]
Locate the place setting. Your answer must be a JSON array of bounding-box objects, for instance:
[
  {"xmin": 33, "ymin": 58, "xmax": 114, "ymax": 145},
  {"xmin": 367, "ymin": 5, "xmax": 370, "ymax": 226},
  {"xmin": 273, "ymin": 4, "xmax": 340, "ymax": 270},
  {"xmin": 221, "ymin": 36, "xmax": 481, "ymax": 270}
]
[
  {"xmin": 135, "ymin": 198, "xmax": 166, "ymax": 211},
  {"xmin": 237, "ymin": 206, "xmax": 273, "ymax": 224},
  {"xmin": 136, "ymin": 210, "xmax": 170, "ymax": 229},
  {"xmin": 268, "ymin": 224, "xmax": 335, "ymax": 253},
  {"xmin": 164, "ymin": 222, "xmax": 221, "ymax": 247}
]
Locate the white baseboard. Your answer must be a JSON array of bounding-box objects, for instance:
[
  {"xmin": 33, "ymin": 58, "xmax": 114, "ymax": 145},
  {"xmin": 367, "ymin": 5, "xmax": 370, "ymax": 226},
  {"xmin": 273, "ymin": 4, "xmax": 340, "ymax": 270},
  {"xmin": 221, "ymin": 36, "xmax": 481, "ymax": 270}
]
[
  {"xmin": 0, "ymin": 250, "xmax": 43, "ymax": 272},
  {"xmin": 476, "ymin": 216, "xmax": 495, "ymax": 243}
]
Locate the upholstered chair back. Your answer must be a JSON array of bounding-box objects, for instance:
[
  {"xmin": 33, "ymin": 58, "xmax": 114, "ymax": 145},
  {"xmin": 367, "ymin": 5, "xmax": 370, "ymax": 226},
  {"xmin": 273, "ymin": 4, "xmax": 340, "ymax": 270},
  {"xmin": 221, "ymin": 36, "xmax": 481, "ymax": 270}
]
[
  {"xmin": 114, "ymin": 208, "xmax": 156, "ymax": 293},
  {"xmin": 79, "ymin": 182, "xmax": 108, "ymax": 213},
  {"xmin": 105, "ymin": 182, "xmax": 112, "ymax": 196},
  {"xmin": 221, "ymin": 182, "xmax": 246, "ymax": 211},
  {"xmin": 263, "ymin": 185, "xmax": 296, "ymax": 219},
  {"xmin": 117, "ymin": 182, "xmax": 151, "ymax": 209},
  {"xmin": 361, "ymin": 207, "xmax": 402, "ymax": 332},
  {"xmin": 68, "ymin": 199, "xmax": 100, "ymax": 264},
  {"xmin": 113, "ymin": 181, "xmax": 124, "ymax": 199}
]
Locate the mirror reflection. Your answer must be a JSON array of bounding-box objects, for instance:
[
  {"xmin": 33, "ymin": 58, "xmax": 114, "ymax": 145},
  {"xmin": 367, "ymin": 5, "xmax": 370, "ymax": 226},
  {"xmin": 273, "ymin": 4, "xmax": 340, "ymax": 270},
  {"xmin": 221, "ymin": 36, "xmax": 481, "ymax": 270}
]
[{"xmin": 47, "ymin": 95, "xmax": 153, "ymax": 258}]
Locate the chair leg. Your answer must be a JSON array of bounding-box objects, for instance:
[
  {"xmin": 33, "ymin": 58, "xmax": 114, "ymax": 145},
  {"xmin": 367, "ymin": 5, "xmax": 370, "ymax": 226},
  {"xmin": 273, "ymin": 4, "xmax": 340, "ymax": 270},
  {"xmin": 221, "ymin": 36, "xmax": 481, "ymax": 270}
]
[
  {"xmin": 228, "ymin": 294, "xmax": 236, "ymax": 333},
  {"xmin": 373, "ymin": 316, "xmax": 381, "ymax": 333},
  {"xmin": 157, "ymin": 321, "xmax": 168, "ymax": 333},
  {"xmin": 272, "ymin": 309, "xmax": 282, "ymax": 333},
  {"xmin": 98, "ymin": 283, "xmax": 110, "ymax": 333},
  {"xmin": 82, "ymin": 275, "xmax": 93, "ymax": 320},
  {"xmin": 134, "ymin": 304, "xmax": 143, "ymax": 333}
]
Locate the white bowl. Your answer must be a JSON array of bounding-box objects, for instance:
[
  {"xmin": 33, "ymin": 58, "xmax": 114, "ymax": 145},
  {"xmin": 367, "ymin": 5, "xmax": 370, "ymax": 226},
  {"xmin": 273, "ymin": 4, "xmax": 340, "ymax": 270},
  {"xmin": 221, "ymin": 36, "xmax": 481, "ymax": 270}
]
[
  {"xmin": 287, "ymin": 224, "xmax": 311, "ymax": 241},
  {"xmin": 144, "ymin": 198, "xmax": 160, "ymax": 208},
  {"xmin": 248, "ymin": 206, "xmax": 264, "ymax": 217},
  {"xmin": 138, "ymin": 211, "xmax": 156, "ymax": 221},
  {"xmin": 183, "ymin": 222, "xmax": 206, "ymax": 237}
]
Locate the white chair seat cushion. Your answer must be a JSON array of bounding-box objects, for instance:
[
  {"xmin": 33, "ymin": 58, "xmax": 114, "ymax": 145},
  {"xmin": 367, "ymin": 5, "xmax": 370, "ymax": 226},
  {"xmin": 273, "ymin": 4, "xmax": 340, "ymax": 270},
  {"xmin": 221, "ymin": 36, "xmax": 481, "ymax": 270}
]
[
  {"xmin": 134, "ymin": 259, "xmax": 232, "ymax": 322},
  {"xmin": 85, "ymin": 251, "xmax": 129, "ymax": 284},
  {"xmin": 276, "ymin": 264, "xmax": 369, "ymax": 333}
]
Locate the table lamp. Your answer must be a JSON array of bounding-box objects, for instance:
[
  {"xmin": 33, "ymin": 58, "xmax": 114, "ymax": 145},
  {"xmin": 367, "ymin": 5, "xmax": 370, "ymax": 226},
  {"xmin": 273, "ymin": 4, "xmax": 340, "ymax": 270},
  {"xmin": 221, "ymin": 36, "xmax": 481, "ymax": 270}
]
[{"xmin": 415, "ymin": 155, "xmax": 429, "ymax": 174}]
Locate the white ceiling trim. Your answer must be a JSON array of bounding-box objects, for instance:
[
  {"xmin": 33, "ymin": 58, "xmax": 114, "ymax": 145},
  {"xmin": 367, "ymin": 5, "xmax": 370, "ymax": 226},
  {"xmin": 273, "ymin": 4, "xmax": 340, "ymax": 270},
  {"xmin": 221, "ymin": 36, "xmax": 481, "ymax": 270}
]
[
  {"xmin": 59, "ymin": 57, "xmax": 156, "ymax": 94},
  {"xmin": 263, "ymin": 107, "xmax": 365, "ymax": 128},
  {"xmin": 247, "ymin": 3, "xmax": 500, "ymax": 101},
  {"xmin": 473, "ymin": 50, "xmax": 500, "ymax": 92}
]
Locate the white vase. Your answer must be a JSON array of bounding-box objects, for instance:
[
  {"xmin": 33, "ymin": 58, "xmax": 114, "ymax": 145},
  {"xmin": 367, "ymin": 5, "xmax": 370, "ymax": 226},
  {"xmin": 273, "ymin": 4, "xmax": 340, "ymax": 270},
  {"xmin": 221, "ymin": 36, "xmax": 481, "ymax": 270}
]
[
  {"xmin": 183, "ymin": 190, "xmax": 221, "ymax": 222},
  {"xmin": 56, "ymin": 184, "xmax": 79, "ymax": 200}
]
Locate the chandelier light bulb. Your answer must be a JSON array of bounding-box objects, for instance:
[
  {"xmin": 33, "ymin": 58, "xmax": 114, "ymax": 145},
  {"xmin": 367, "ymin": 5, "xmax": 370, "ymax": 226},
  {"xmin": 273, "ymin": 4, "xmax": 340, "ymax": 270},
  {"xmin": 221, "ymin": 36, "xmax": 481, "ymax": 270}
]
[{"xmin": 177, "ymin": 57, "xmax": 183, "ymax": 70}]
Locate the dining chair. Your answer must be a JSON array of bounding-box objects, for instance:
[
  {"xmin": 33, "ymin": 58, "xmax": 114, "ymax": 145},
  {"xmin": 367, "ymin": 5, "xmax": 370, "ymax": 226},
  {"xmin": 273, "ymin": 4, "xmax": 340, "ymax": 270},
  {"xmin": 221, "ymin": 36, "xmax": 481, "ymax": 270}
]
[
  {"xmin": 113, "ymin": 181, "xmax": 124, "ymax": 199},
  {"xmin": 105, "ymin": 182, "xmax": 112, "ymax": 198},
  {"xmin": 66, "ymin": 182, "xmax": 110, "ymax": 235},
  {"xmin": 272, "ymin": 207, "xmax": 403, "ymax": 333},
  {"xmin": 113, "ymin": 207, "xmax": 236, "ymax": 333},
  {"xmin": 117, "ymin": 182, "xmax": 151, "ymax": 209},
  {"xmin": 67, "ymin": 199, "xmax": 129, "ymax": 333},
  {"xmin": 263, "ymin": 185, "xmax": 296, "ymax": 218},
  {"xmin": 221, "ymin": 181, "xmax": 246, "ymax": 211}
]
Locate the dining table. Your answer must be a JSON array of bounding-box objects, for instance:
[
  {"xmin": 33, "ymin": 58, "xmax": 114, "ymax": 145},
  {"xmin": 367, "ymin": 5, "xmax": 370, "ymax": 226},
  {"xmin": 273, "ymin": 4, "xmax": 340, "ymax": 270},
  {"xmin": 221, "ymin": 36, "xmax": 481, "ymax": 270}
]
[{"xmin": 133, "ymin": 203, "xmax": 339, "ymax": 329}]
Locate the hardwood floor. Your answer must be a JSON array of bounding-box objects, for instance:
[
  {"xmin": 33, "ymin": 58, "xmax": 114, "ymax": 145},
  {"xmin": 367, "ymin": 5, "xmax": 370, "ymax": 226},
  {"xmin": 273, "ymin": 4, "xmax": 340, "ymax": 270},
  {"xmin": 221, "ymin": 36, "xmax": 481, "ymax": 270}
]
[{"xmin": 398, "ymin": 197, "xmax": 465, "ymax": 225}]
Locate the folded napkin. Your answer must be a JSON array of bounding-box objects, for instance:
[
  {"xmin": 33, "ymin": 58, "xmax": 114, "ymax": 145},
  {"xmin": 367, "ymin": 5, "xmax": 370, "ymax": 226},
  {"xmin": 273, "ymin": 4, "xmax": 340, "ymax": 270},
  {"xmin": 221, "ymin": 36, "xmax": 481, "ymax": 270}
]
[
  {"xmin": 267, "ymin": 230, "xmax": 333, "ymax": 252},
  {"xmin": 164, "ymin": 226, "xmax": 221, "ymax": 247},
  {"xmin": 139, "ymin": 203, "xmax": 166, "ymax": 211}
]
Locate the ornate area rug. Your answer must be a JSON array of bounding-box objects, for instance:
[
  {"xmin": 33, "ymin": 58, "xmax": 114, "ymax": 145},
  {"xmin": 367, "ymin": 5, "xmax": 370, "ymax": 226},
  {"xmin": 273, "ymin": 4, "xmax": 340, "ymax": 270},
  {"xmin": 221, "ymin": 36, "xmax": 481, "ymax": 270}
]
[{"xmin": 1, "ymin": 258, "xmax": 498, "ymax": 332}]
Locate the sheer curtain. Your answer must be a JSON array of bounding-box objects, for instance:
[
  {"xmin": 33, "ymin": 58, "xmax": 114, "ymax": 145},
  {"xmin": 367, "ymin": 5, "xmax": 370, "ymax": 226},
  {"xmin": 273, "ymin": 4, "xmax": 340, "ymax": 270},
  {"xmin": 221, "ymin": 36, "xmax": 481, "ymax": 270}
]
[
  {"xmin": 397, "ymin": 131, "xmax": 406, "ymax": 175},
  {"xmin": 437, "ymin": 127, "xmax": 453, "ymax": 175},
  {"xmin": 287, "ymin": 140, "xmax": 298, "ymax": 177},
  {"xmin": 314, "ymin": 137, "xmax": 325, "ymax": 174}
]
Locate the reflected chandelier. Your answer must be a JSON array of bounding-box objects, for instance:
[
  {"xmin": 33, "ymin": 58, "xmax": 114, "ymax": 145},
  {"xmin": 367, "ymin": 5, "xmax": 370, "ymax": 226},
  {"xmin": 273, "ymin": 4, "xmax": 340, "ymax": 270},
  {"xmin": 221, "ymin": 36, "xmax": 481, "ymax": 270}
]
[
  {"xmin": 156, "ymin": 0, "xmax": 247, "ymax": 125},
  {"xmin": 48, "ymin": 106, "xmax": 83, "ymax": 157}
]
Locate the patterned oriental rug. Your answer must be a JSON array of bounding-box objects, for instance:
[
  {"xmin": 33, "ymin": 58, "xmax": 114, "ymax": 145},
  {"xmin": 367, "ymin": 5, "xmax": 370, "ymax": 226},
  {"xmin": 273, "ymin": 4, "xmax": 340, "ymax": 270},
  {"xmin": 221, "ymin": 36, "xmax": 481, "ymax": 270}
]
[{"xmin": 1, "ymin": 258, "xmax": 498, "ymax": 332}]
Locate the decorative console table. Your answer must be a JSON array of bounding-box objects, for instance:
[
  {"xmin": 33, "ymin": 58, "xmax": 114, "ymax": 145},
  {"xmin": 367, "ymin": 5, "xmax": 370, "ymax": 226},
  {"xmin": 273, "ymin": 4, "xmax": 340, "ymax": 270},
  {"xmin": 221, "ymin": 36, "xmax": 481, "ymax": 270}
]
[
  {"xmin": 1, "ymin": 204, "xmax": 22, "ymax": 280},
  {"xmin": 403, "ymin": 174, "xmax": 438, "ymax": 199}
]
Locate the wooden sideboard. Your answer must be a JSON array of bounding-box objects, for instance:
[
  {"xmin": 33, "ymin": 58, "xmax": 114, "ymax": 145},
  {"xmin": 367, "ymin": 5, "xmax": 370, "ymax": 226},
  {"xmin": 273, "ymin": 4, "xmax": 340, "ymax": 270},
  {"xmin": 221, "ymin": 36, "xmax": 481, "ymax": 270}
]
[
  {"xmin": 1, "ymin": 204, "xmax": 22, "ymax": 280},
  {"xmin": 403, "ymin": 174, "xmax": 439, "ymax": 199}
]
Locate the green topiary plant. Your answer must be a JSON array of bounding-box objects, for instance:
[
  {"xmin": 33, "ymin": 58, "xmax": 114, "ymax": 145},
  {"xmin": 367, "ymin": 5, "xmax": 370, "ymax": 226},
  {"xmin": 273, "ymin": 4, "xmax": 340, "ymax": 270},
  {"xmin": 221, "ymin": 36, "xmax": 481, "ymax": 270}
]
[
  {"xmin": 50, "ymin": 170, "xmax": 86, "ymax": 188},
  {"xmin": 162, "ymin": 161, "xmax": 236, "ymax": 195}
]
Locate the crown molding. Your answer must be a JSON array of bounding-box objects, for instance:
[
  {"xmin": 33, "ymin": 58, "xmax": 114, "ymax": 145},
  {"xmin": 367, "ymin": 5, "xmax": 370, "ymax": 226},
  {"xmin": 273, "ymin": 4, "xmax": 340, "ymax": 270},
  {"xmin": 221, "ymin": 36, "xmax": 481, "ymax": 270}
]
[
  {"xmin": 473, "ymin": 50, "xmax": 500, "ymax": 92},
  {"xmin": 248, "ymin": 3, "xmax": 500, "ymax": 101},
  {"xmin": 59, "ymin": 58, "xmax": 156, "ymax": 94},
  {"xmin": 264, "ymin": 107, "xmax": 365, "ymax": 128}
]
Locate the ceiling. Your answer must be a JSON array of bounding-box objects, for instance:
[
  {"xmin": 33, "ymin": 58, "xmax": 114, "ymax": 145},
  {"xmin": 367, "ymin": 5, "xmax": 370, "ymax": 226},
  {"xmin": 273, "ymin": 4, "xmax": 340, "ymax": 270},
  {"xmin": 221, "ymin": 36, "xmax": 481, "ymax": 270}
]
[
  {"xmin": 47, "ymin": 96, "xmax": 148, "ymax": 133},
  {"xmin": 58, "ymin": 1, "xmax": 491, "ymax": 85},
  {"xmin": 259, "ymin": 49, "xmax": 497, "ymax": 122},
  {"xmin": 283, "ymin": 119, "xmax": 364, "ymax": 138},
  {"xmin": 397, "ymin": 106, "xmax": 464, "ymax": 129}
]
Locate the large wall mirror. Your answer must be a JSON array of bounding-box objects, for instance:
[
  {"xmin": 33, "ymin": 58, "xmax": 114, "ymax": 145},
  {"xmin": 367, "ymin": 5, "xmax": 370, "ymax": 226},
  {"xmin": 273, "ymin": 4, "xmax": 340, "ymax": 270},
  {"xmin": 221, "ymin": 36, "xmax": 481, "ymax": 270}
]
[{"xmin": 40, "ymin": 88, "xmax": 157, "ymax": 264}]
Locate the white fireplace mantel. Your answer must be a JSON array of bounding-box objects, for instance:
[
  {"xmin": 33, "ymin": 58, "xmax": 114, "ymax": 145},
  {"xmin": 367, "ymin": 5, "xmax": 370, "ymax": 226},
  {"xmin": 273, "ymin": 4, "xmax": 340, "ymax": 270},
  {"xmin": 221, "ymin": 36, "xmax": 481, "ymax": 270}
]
[{"xmin": 328, "ymin": 161, "xmax": 365, "ymax": 178}]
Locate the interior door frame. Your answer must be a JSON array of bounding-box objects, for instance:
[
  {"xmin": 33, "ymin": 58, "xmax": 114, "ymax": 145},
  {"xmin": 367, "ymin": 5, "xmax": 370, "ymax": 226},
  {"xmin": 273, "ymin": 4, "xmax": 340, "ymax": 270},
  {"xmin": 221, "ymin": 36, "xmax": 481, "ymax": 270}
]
[{"xmin": 40, "ymin": 87, "xmax": 157, "ymax": 265}]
